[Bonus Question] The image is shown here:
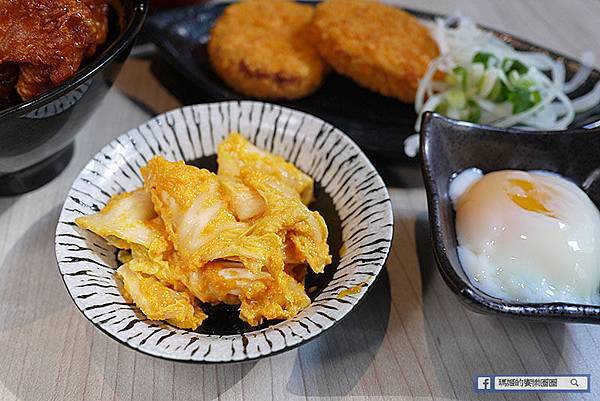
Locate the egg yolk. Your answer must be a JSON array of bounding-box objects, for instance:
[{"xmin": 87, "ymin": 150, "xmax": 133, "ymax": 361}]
[{"xmin": 505, "ymin": 178, "xmax": 556, "ymax": 219}]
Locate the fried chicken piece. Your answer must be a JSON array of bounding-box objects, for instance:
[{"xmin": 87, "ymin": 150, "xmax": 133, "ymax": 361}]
[
  {"xmin": 0, "ymin": 63, "xmax": 18, "ymax": 106},
  {"xmin": 0, "ymin": 0, "xmax": 109, "ymax": 100},
  {"xmin": 15, "ymin": 64, "xmax": 54, "ymax": 101},
  {"xmin": 208, "ymin": 0, "xmax": 327, "ymax": 100},
  {"xmin": 309, "ymin": 0, "xmax": 439, "ymax": 102},
  {"xmin": 84, "ymin": 0, "xmax": 110, "ymax": 57}
]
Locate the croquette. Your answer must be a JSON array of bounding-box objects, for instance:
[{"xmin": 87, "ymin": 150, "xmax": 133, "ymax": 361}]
[
  {"xmin": 208, "ymin": 0, "xmax": 327, "ymax": 100},
  {"xmin": 309, "ymin": 0, "xmax": 439, "ymax": 103}
]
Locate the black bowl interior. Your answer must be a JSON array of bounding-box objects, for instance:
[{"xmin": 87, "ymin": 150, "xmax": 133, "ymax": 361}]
[
  {"xmin": 144, "ymin": 1, "xmax": 600, "ymax": 159},
  {"xmin": 420, "ymin": 112, "xmax": 600, "ymax": 323},
  {"xmin": 0, "ymin": 0, "xmax": 147, "ymax": 119}
]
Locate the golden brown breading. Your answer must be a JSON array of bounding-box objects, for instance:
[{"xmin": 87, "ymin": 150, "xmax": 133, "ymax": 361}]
[
  {"xmin": 208, "ymin": 0, "xmax": 327, "ymax": 100},
  {"xmin": 309, "ymin": 0, "xmax": 439, "ymax": 103}
]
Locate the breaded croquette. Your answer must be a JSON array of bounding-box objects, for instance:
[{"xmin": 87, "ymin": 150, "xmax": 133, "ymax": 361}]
[
  {"xmin": 208, "ymin": 0, "xmax": 327, "ymax": 100},
  {"xmin": 309, "ymin": 0, "xmax": 439, "ymax": 103}
]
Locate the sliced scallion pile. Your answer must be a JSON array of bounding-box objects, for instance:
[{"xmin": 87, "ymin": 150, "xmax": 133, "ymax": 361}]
[
  {"xmin": 404, "ymin": 15, "xmax": 600, "ymax": 157},
  {"xmin": 431, "ymin": 52, "xmax": 544, "ymax": 123}
]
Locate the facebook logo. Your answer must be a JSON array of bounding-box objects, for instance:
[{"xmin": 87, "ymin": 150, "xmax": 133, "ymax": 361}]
[{"xmin": 477, "ymin": 376, "xmax": 492, "ymax": 391}]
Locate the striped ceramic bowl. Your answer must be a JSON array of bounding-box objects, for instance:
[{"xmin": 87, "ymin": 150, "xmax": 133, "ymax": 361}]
[{"xmin": 55, "ymin": 101, "xmax": 393, "ymax": 363}]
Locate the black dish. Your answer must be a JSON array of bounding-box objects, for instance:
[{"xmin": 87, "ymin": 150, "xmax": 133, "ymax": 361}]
[
  {"xmin": 144, "ymin": 1, "xmax": 600, "ymax": 160},
  {"xmin": 420, "ymin": 112, "xmax": 600, "ymax": 323},
  {"xmin": 0, "ymin": 0, "xmax": 148, "ymax": 196}
]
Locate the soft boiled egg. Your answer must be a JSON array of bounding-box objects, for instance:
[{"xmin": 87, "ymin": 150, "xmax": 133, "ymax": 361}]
[{"xmin": 450, "ymin": 169, "xmax": 600, "ymax": 304}]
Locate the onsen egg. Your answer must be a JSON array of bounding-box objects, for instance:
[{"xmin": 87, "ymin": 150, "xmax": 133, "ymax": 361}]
[{"xmin": 451, "ymin": 169, "xmax": 600, "ymax": 304}]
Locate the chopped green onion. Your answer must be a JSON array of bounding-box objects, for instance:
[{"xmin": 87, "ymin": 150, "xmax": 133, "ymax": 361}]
[
  {"xmin": 453, "ymin": 66, "xmax": 469, "ymax": 91},
  {"xmin": 478, "ymin": 69, "xmax": 498, "ymax": 97},
  {"xmin": 502, "ymin": 58, "xmax": 528, "ymax": 75},
  {"xmin": 488, "ymin": 79, "xmax": 509, "ymax": 102},
  {"xmin": 508, "ymin": 87, "xmax": 535, "ymax": 113},
  {"xmin": 466, "ymin": 100, "xmax": 482, "ymax": 123},
  {"xmin": 412, "ymin": 14, "xmax": 596, "ymax": 139},
  {"xmin": 472, "ymin": 52, "xmax": 497, "ymax": 68},
  {"xmin": 469, "ymin": 63, "xmax": 486, "ymax": 94},
  {"xmin": 446, "ymin": 88, "xmax": 467, "ymax": 109},
  {"xmin": 507, "ymin": 70, "xmax": 522, "ymax": 87},
  {"xmin": 434, "ymin": 100, "xmax": 449, "ymax": 115},
  {"xmin": 422, "ymin": 50, "xmax": 540, "ymax": 126},
  {"xmin": 514, "ymin": 76, "xmax": 536, "ymax": 89},
  {"xmin": 445, "ymin": 73, "xmax": 458, "ymax": 86}
]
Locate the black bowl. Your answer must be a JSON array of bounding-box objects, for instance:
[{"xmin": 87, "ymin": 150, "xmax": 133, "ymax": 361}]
[
  {"xmin": 0, "ymin": 0, "xmax": 148, "ymax": 196},
  {"xmin": 420, "ymin": 112, "xmax": 600, "ymax": 323}
]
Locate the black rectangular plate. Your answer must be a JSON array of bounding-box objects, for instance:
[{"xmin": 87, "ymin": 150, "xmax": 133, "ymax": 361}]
[{"xmin": 144, "ymin": 2, "xmax": 600, "ymax": 160}]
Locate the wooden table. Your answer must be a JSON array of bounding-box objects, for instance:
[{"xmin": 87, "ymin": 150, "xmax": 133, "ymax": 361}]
[{"xmin": 1, "ymin": 1, "xmax": 600, "ymax": 400}]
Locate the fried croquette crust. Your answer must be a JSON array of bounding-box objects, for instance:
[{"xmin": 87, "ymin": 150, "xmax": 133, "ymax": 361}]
[
  {"xmin": 310, "ymin": 0, "xmax": 438, "ymax": 103},
  {"xmin": 208, "ymin": 0, "xmax": 327, "ymax": 100}
]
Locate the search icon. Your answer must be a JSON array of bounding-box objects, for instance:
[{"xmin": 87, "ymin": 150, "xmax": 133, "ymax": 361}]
[{"xmin": 570, "ymin": 378, "xmax": 579, "ymax": 387}]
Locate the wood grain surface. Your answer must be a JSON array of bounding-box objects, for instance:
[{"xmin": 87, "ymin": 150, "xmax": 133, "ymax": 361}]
[{"xmin": 1, "ymin": 1, "xmax": 599, "ymax": 400}]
